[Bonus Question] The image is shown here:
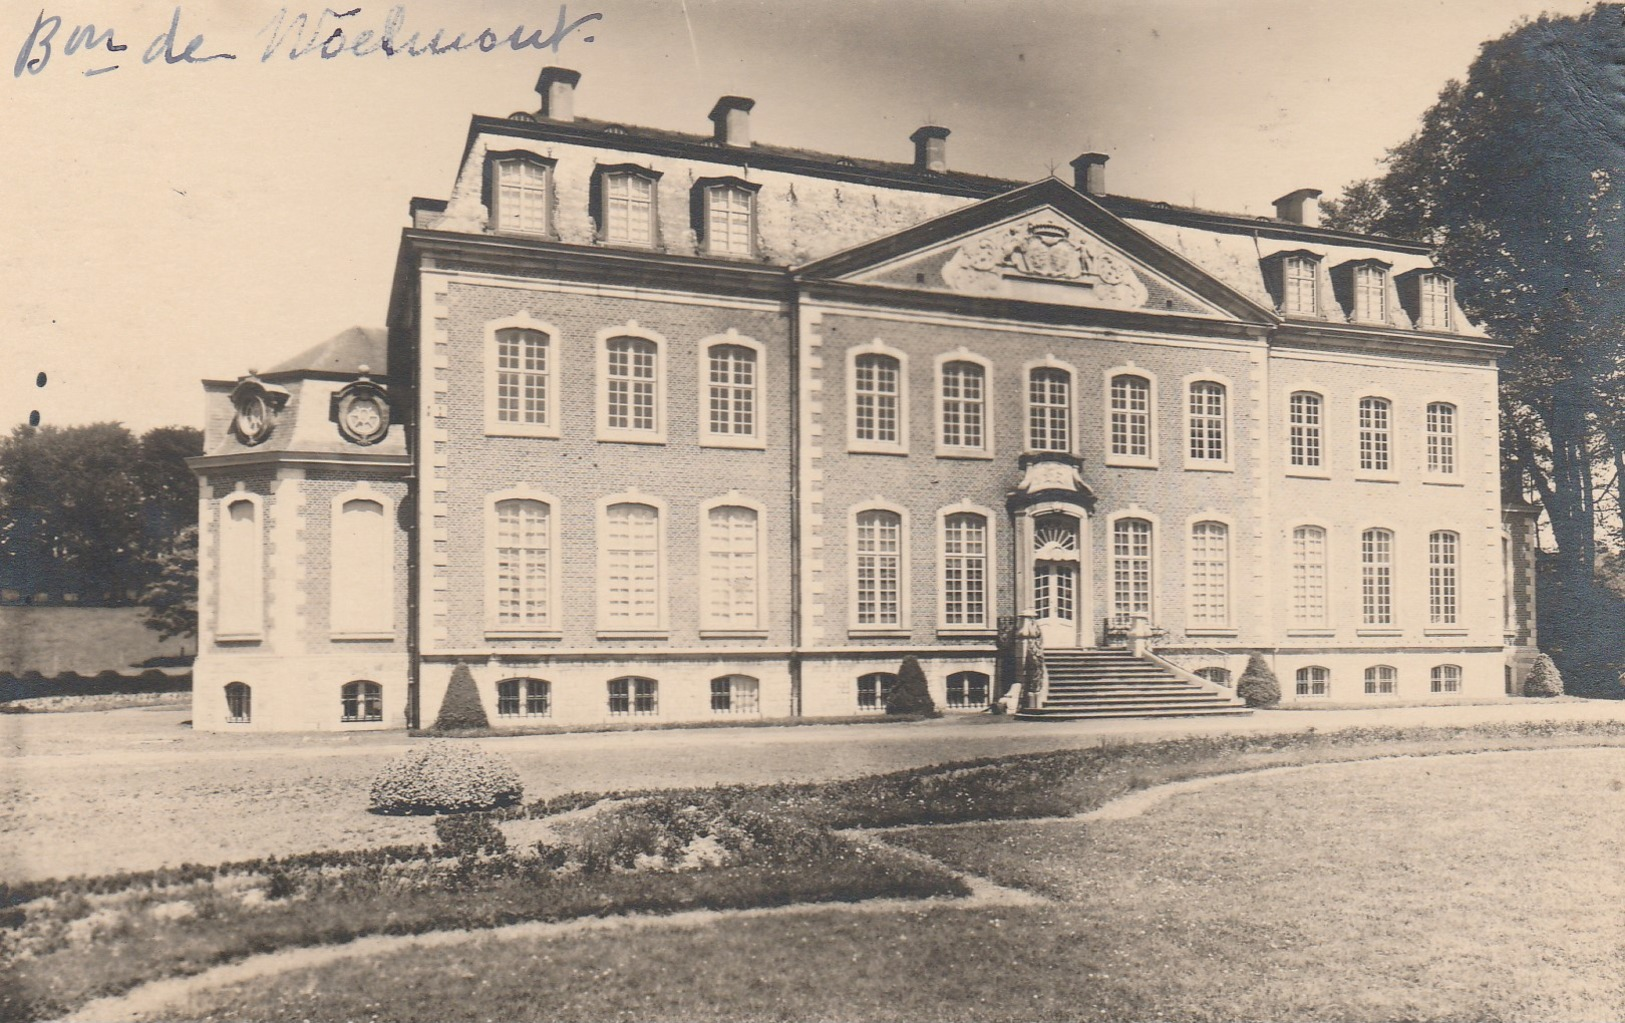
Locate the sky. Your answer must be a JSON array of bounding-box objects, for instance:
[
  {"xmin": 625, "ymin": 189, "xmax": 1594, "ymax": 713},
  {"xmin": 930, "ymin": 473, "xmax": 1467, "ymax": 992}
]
[{"xmin": 0, "ymin": 0, "xmax": 1600, "ymax": 435}]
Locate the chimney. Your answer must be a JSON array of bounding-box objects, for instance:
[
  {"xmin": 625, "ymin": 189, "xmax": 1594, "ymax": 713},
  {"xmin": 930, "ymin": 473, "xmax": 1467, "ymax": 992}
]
[
  {"xmin": 708, "ymin": 96, "xmax": 755, "ymax": 148},
  {"xmin": 1273, "ymin": 188, "xmax": 1323, "ymax": 228},
  {"xmin": 1070, "ymin": 153, "xmax": 1109, "ymax": 196},
  {"xmin": 536, "ymin": 66, "xmax": 581, "ymax": 122},
  {"xmin": 910, "ymin": 126, "xmax": 950, "ymax": 174}
]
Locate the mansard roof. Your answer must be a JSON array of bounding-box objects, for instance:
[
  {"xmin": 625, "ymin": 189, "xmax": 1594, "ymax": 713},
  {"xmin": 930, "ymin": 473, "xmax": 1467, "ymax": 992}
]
[{"xmin": 263, "ymin": 326, "xmax": 389, "ymax": 378}]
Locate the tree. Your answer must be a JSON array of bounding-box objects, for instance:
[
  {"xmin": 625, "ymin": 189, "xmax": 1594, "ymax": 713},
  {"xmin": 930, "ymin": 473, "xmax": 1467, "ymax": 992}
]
[
  {"xmin": 886, "ymin": 655, "xmax": 939, "ymax": 716},
  {"xmin": 138, "ymin": 525, "xmax": 197, "ymax": 640},
  {"xmin": 135, "ymin": 427, "xmax": 203, "ymax": 557},
  {"xmin": 1236, "ymin": 653, "xmax": 1281, "ymax": 708},
  {"xmin": 432, "ymin": 664, "xmax": 491, "ymax": 731},
  {"xmin": 1525, "ymin": 653, "xmax": 1565, "ymax": 697}
]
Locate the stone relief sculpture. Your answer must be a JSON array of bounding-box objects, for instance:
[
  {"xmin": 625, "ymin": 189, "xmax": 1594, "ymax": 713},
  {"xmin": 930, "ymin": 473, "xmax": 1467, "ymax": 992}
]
[{"xmin": 942, "ymin": 218, "xmax": 1149, "ymax": 308}]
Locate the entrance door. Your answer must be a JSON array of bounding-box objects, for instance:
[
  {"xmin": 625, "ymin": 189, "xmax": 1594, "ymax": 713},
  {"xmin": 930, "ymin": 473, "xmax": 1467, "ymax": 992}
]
[{"xmin": 1030, "ymin": 512, "xmax": 1083, "ymax": 649}]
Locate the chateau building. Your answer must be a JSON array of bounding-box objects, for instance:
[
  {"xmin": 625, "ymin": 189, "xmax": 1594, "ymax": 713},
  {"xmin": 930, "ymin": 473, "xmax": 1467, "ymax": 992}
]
[{"xmin": 190, "ymin": 67, "xmax": 1540, "ymax": 731}]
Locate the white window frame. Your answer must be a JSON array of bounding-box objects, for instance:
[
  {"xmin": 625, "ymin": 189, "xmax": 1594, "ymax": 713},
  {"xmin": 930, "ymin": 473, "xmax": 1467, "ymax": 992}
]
[
  {"xmin": 1283, "ymin": 254, "xmax": 1318, "ymax": 315},
  {"xmin": 1364, "ymin": 664, "xmax": 1399, "ymax": 696},
  {"xmin": 596, "ymin": 323, "xmax": 668, "ymax": 444},
  {"xmin": 216, "ymin": 490, "xmax": 265, "ymax": 642},
  {"xmin": 935, "ymin": 350, "xmax": 994, "ymax": 459},
  {"xmin": 945, "ymin": 670, "xmax": 992, "ymax": 709},
  {"xmin": 607, "ymin": 675, "xmax": 659, "ymax": 717},
  {"xmin": 848, "ymin": 500, "xmax": 911, "ymax": 635},
  {"xmin": 1107, "ymin": 509, "xmax": 1159, "ymax": 622},
  {"xmin": 1419, "ymin": 273, "xmax": 1453, "ymax": 330},
  {"xmin": 599, "ymin": 169, "xmax": 658, "ymax": 247},
  {"xmin": 1289, "ymin": 523, "xmax": 1331, "ymax": 631},
  {"xmin": 699, "ymin": 494, "xmax": 768, "ymax": 637},
  {"xmin": 937, "ymin": 502, "xmax": 996, "ymax": 634},
  {"xmin": 484, "ymin": 313, "xmax": 561, "ymax": 438},
  {"xmin": 1357, "ymin": 396, "xmax": 1394, "ymax": 477},
  {"xmin": 329, "ymin": 485, "xmax": 394, "ymax": 639},
  {"xmin": 1360, "ymin": 526, "xmax": 1396, "ymax": 629},
  {"xmin": 1023, "ymin": 356, "xmax": 1076, "ymax": 456},
  {"xmin": 1182, "ymin": 374, "xmax": 1232, "ymax": 471},
  {"xmin": 1353, "ymin": 264, "xmax": 1388, "ymax": 322},
  {"xmin": 1429, "ymin": 530, "xmax": 1461, "ymax": 628},
  {"xmin": 484, "ymin": 488, "xmax": 563, "ymax": 638},
  {"xmin": 1287, "ymin": 389, "xmax": 1326, "ymax": 474},
  {"xmin": 1426, "ymin": 401, "xmax": 1457, "ymax": 476},
  {"xmin": 1185, "ymin": 515, "xmax": 1233, "ymax": 632},
  {"xmin": 491, "ymin": 155, "xmax": 552, "ymax": 236},
  {"xmin": 1104, "ymin": 366, "xmax": 1159, "ymax": 468},
  {"xmin": 710, "ymin": 674, "xmax": 761, "ymax": 714},
  {"xmin": 496, "ymin": 677, "xmax": 552, "ymax": 718},
  {"xmin": 697, "ymin": 331, "xmax": 766, "ymax": 450},
  {"xmin": 856, "ymin": 671, "xmax": 898, "ymax": 713},
  {"xmin": 847, "ymin": 341, "xmax": 909, "ymax": 455},
  {"xmin": 702, "ymin": 182, "xmax": 756, "ymax": 258},
  {"xmin": 596, "ymin": 492, "xmax": 669, "ymax": 637},
  {"xmin": 1295, "ymin": 665, "xmax": 1331, "ymax": 699},
  {"xmin": 1431, "ymin": 664, "xmax": 1463, "ymax": 694}
]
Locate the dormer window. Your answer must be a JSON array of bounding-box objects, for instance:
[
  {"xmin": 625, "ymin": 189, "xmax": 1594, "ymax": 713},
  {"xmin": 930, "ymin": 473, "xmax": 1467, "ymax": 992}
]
[
  {"xmin": 487, "ymin": 153, "xmax": 554, "ymax": 236},
  {"xmin": 693, "ymin": 178, "xmax": 759, "ymax": 258},
  {"xmin": 1353, "ymin": 264, "xmax": 1387, "ymax": 321},
  {"xmin": 1261, "ymin": 250, "xmax": 1322, "ymax": 316},
  {"xmin": 1398, "ymin": 269, "xmax": 1455, "ymax": 331},
  {"xmin": 594, "ymin": 166, "xmax": 661, "ymax": 247}
]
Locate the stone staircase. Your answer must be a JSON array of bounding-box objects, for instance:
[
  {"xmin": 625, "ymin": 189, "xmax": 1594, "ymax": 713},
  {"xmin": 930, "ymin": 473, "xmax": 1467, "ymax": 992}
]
[{"xmin": 1015, "ymin": 648, "xmax": 1251, "ymax": 720}]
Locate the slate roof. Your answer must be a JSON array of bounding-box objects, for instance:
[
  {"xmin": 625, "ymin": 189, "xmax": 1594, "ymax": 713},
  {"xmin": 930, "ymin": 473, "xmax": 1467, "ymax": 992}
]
[{"xmin": 264, "ymin": 326, "xmax": 388, "ymax": 376}]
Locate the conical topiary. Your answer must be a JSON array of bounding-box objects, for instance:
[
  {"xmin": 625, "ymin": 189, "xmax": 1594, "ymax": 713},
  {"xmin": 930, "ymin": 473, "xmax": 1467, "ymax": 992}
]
[
  {"xmin": 1524, "ymin": 653, "xmax": 1565, "ymax": 697},
  {"xmin": 886, "ymin": 655, "xmax": 939, "ymax": 717},
  {"xmin": 432, "ymin": 664, "xmax": 490, "ymax": 731},
  {"xmin": 1237, "ymin": 653, "xmax": 1282, "ymax": 708}
]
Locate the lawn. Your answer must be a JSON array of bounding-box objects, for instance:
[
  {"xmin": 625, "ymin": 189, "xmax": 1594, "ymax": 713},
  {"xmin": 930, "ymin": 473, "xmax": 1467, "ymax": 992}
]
[{"xmin": 153, "ymin": 748, "xmax": 1625, "ymax": 1022}]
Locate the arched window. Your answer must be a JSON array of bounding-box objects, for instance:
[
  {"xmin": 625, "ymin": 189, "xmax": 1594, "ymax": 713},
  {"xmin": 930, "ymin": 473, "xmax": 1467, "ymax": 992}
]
[
  {"xmin": 1109, "ymin": 374, "xmax": 1152, "ymax": 459},
  {"xmin": 218, "ymin": 496, "xmax": 263, "ymax": 639},
  {"xmin": 493, "ymin": 328, "xmax": 551, "ymax": 429},
  {"xmin": 1429, "ymin": 530, "xmax": 1459, "ymax": 625},
  {"xmin": 224, "ymin": 682, "xmax": 251, "ymax": 724},
  {"xmin": 604, "ymin": 336, "xmax": 660, "ymax": 435},
  {"xmin": 703, "ymin": 504, "xmax": 761, "ymax": 630},
  {"xmin": 1027, "ymin": 366, "xmax": 1071, "ymax": 452},
  {"xmin": 332, "ymin": 496, "xmax": 392, "ymax": 636},
  {"xmin": 703, "ymin": 183, "xmax": 754, "ymax": 256},
  {"xmin": 1427, "ymin": 402, "xmax": 1456, "ymax": 474},
  {"xmin": 853, "ymin": 353, "xmax": 902, "ymax": 446},
  {"xmin": 706, "ymin": 344, "xmax": 757, "ymax": 440},
  {"xmin": 1195, "ymin": 667, "xmax": 1232, "ymax": 688},
  {"xmin": 1187, "ymin": 382, "xmax": 1226, "ymax": 463},
  {"xmin": 1358, "ymin": 397, "xmax": 1391, "ymax": 472},
  {"xmin": 946, "ymin": 670, "xmax": 990, "ymax": 708},
  {"xmin": 1295, "ymin": 666, "xmax": 1330, "ymax": 698},
  {"xmin": 1289, "ymin": 392, "xmax": 1323, "ymax": 468},
  {"xmin": 492, "ymin": 498, "xmax": 552, "ymax": 630},
  {"xmin": 497, "ymin": 678, "xmax": 551, "ymax": 718},
  {"xmin": 492, "ymin": 156, "xmax": 550, "ymax": 235},
  {"xmin": 1188, "ymin": 521, "xmax": 1229, "ymax": 627},
  {"xmin": 1291, "ymin": 526, "xmax": 1328, "ymax": 627},
  {"xmin": 939, "ymin": 360, "xmax": 986, "ymax": 452},
  {"xmin": 941, "ymin": 512, "xmax": 989, "ymax": 629},
  {"xmin": 600, "ymin": 169, "xmax": 656, "ymax": 245},
  {"xmin": 1364, "ymin": 665, "xmax": 1398, "ymax": 695},
  {"xmin": 1432, "ymin": 664, "xmax": 1462, "ymax": 694},
  {"xmin": 857, "ymin": 672, "xmax": 898, "ymax": 711},
  {"xmin": 710, "ymin": 674, "xmax": 760, "ymax": 714},
  {"xmin": 341, "ymin": 680, "xmax": 382, "ymax": 722},
  {"xmin": 602, "ymin": 503, "xmax": 661, "ymax": 629},
  {"xmin": 1361, "ymin": 528, "xmax": 1394, "ymax": 625},
  {"xmin": 608, "ymin": 676, "xmax": 657, "ymax": 716},
  {"xmin": 854, "ymin": 509, "xmax": 904, "ymax": 628},
  {"xmin": 1111, "ymin": 518, "xmax": 1154, "ymax": 619}
]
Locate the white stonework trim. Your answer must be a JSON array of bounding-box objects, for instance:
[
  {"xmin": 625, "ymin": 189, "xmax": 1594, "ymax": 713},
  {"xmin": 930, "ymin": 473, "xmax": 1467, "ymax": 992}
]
[
  {"xmin": 196, "ymin": 480, "xmax": 214, "ymax": 648},
  {"xmin": 434, "ymin": 270, "xmax": 782, "ymax": 312},
  {"xmin": 329, "ymin": 483, "xmax": 395, "ymax": 640},
  {"xmin": 699, "ymin": 493, "xmax": 768, "ymax": 633},
  {"xmin": 936, "ymin": 501, "xmax": 998, "ymax": 633},
  {"xmin": 846, "ymin": 339, "xmax": 910, "ymax": 456},
  {"xmin": 483, "ymin": 312, "xmax": 562, "ymax": 439},
  {"xmin": 421, "ymin": 274, "xmax": 453, "ymax": 650},
  {"xmin": 595, "ymin": 322, "xmax": 669, "ymax": 445},
  {"xmin": 1021, "ymin": 355, "xmax": 1079, "ymax": 456},
  {"xmin": 1282, "ymin": 381, "xmax": 1332, "ymax": 477},
  {"xmin": 933, "ymin": 348, "xmax": 996, "ymax": 460},
  {"xmin": 847, "ymin": 498, "xmax": 911, "ymax": 634},
  {"xmin": 1422, "ymin": 395, "xmax": 1461, "ymax": 478},
  {"xmin": 1357, "ymin": 522, "xmax": 1400, "ymax": 632},
  {"xmin": 215, "ymin": 488, "xmax": 265, "ymax": 642},
  {"xmin": 484, "ymin": 487, "xmax": 564, "ymax": 638},
  {"xmin": 596, "ymin": 491, "xmax": 670, "ymax": 636},
  {"xmin": 1105, "ymin": 506, "xmax": 1161, "ymax": 623},
  {"xmin": 1353, "ymin": 393, "xmax": 1399, "ymax": 482},
  {"xmin": 1184, "ymin": 511, "xmax": 1237, "ymax": 631},
  {"xmin": 267, "ymin": 471, "xmax": 306, "ymax": 651},
  {"xmin": 799, "ymin": 307, "xmax": 827, "ymax": 648},
  {"xmin": 696, "ymin": 330, "xmax": 768, "ymax": 450},
  {"xmin": 1103, "ymin": 363, "xmax": 1160, "ymax": 469},
  {"xmin": 804, "ymin": 299, "xmax": 1272, "ymax": 350},
  {"xmin": 1180, "ymin": 371, "xmax": 1235, "ymax": 472},
  {"xmin": 1285, "ymin": 520, "xmax": 1335, "ymax": 634}
]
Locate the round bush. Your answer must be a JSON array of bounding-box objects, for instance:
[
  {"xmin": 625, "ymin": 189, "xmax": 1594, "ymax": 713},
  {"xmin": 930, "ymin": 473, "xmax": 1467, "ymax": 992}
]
[
  {"xmin": 1524, "ymin": 653, "xmax": 1565, "ymax": 697},
  {"xmin": 1237, "ymin": 653, "xmax": 1282, "ymax": 708},
  {"xmin": 369, "ymin": 740, "xmax": 524, "ymax": 815}
]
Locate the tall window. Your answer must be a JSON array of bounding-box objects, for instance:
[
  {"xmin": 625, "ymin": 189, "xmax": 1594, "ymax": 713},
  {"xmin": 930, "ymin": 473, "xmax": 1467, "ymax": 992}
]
[
  {"xmin": 710, "ymin": 674, "xmax": 760, "ymax": 714},
  {"xmin": 704, "ymin": 505, "xmax": 760, "ymax": 630},
  {"xmin": 1284, "ymin": 255, "xmax": 1317, "ymax": 314},
  {"xmin": 224, "ymin": 682, "xmax": 251, "ymax": 724},
  {"xmin": 857, "ymin": 672, "xmax": 897, "ymax": 711},
  {"xmin": 1354, "ymin": 264, "xmax": 1387, "ymax": 320},
  {"xmin": 1289, "ymin": 392, "xmax": 1322, "ymax": 468},
  {"xmin": 1295, "ymin": 666, "xmax": 1330, "ymax": 698},
  {"xmin": 608, "ymin": 676, "xmax": 658, "ymax": 716},
  {"xmin": 1361, "ymin": 528, "xmax": 1394, "ymax": 626},
  {"xmin": 494, "ymin": 328, "xmax": 550, "ymax": 429},
  {"xmin": 497, "ymin": 678, "xmax": 551, "ymax": 718},
  {"xmin": 1291, "ymin": 526, "xmax": 1328, "ymax": 627},
  {"xmin": 1028, "ymin": 367, "xmax": 1071, "ymax": 452},
  {"xmin": 1188, "ymin": 521, "xmax": 1229, "ymax": 626},
  {"xmin": 1187, "ymin": 381, "xmax": 1226, "ymax": 463},
  {"xmin": 706, "ymin": 344, "xmax": 757, "ymax": 440},
  {"xmin": 1419, "ymin": 274, "xmax": 1452, "ymax": 330},
  {"xmin": 603, "ymin": 503, "xmax": 661, "ymax": 629},
  {"xmin": 940, "ymin": 361, "xmax": 986, "ymax": 452},
  {"xmin": 853, "ymin": 353, "xmax": 902, "ymax": 446},
  {"xmin": 942, "ymin": 512, "xmax": 989, "ymax": 628},
  {"xmin": 1109, "ymin": 374, "xmax": 1152, "ymax": 459},
  {"xmin": 1431, "ymin": 664, "xmax": 1462, "ymax": 694},
  {"xmin": 1426, "ymin": 402, "xmax": 1456, "ymax": 474},
  {"xmin": 604, "ymin": 336, "xmax": 659, "ymax": 436},
  {"xmin": 1358, "ymin": 397, "xmax": 1391, "ymax": 472},
  {"xmin": 218, "ymin": 497, "xmax": 263, "ymax": 638},
  {"xmin": 331, "ymin": 497, "xmax": 392, "ymax": 636},
  {"xmin": 1429, "ymin": 530, "xmax": 1459, "ymax": 625},
  {"xmin": 1364, "ymin": 665, "xmax": 1398, "ymax": 695},
  {"xmin": 493, "ymin": 157, "xmax": 549, "ymax": 235},
  {"xmin": 854, "ymin": 509, "xmax": 903, "ymax": 628},
  {"xmin": 341, "ymin": 680, "xmax": 382, "ymax": 722},
  {"xmin": 946, "ymin": 671, "xmax": 990, "ymax": 709},
  {"xmin": 704, "ymin": 183, "xmax": 754, "ymax": 256},
  {"xmin": 601, "ymin": 170, "xmax": 655, "ymax": 245},
  {"xmin": 1112, "ymin": 518, "xmax": 1154, "ymax": 619},
  {"xmin": 493, "ymin": 498, "xmax": 551, "ymax": 630}
]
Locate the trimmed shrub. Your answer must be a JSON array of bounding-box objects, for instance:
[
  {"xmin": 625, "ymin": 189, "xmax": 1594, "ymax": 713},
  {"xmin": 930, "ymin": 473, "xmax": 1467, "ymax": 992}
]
[
  {"xmin": 431, "ymin": 664, "xmax": 490, "ymax": 731},
  {"xmin": 886, "ymin": 656, "xmax": 939, "ymax": 716},
  {"xmin": 434, "ymin": 813, "xmax": 508, "ymax": 857},
  {"xmin": 1525, "ymin": 654, "xmax": 1565, "ymax": 697},
  {"xmin": 1237, "ymin": 653, "xmax": 1281, "ymax": 708},
  {"xmin": 369, "ymin": 741, "xmax": 523, "ymax": 815}
]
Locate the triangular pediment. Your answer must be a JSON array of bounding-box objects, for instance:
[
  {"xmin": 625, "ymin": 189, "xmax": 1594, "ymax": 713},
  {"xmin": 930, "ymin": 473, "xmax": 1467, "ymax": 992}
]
[{"xmin": 799, "ymin": 179, "xmax": 1275, "ymax": 323}]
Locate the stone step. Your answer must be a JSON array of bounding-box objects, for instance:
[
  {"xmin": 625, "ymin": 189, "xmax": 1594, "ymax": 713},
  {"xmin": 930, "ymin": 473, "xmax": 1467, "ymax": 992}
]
[
  {"xmin": 1016, "ymin": 705, "xmax": 1252, "ymax": 720},
  {"xmin": 1040, "ymin": 695, "xmax": 1241, "ymax": 709}
]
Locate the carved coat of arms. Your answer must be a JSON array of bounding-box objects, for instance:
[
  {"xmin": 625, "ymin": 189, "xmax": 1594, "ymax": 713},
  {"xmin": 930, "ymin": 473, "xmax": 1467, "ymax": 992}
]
[{"xmin": 941, "ymin": 218, "xmax": 1149, "ymax": 308}]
